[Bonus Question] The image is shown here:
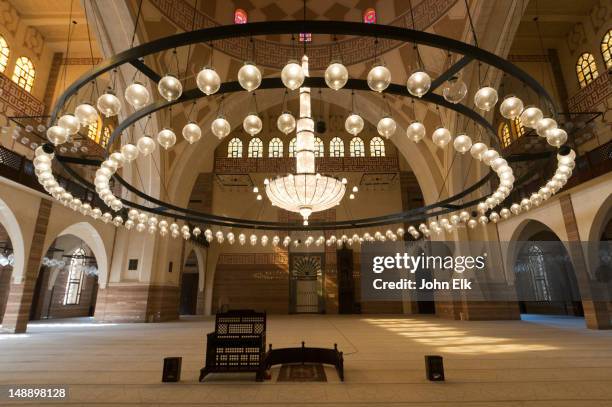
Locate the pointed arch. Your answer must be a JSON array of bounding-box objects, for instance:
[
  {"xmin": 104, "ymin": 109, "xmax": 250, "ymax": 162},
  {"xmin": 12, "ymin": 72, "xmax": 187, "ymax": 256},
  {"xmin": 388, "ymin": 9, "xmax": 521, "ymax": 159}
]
[
  {"xmin": 0, "ymin": 35, "xmax": 9, "ymax": 72},
  {"xmin": 12, "ymin": 56, "xmax": 35, "ymax": 92},
  {"xmin": 601, "ymin": 29, "xmax": 612, "ymax": 70},
  {"xmin": 349, "ymin": 137, "xmax": 365, "ymax": 157},
  {"xmin": 268, "ymin": 137, "xmax": 283, "ymax": 157},
  {"xmin": 329, "ymin": 137, "xmax": 344, "ymax": 157},
  {"xmin": 314, "ymin": 137, "xmax": 324, "ymax": 157},
  {"xmin": 576, "ymin": 52, "xmax": 599, "ymax": 88},
  {"xmin": 227, "ymin": 137, "xmax": 243, "ymax": 157},
  {"xmin": 248, "ymin": 137, "xmax": 263, "ymax": 158},
  {"xmin": 369, "ymin": 136, "xmax": 386, "ymax": 157},
  {"xmin": 288, "ymin": 137, "xmax": 296, "ymax": 157}
]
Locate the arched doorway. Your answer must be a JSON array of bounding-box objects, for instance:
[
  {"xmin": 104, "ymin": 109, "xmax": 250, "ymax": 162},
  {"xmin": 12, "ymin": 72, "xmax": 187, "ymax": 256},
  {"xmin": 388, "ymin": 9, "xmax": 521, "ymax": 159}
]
[
  {"xmin": 30, "ymin": 234, "xmax": 100, "ymax": 320},
  {"xmin": 0, "ymin": 223, "xmax": 14, "ymax": 324},
  {"xmin": 180, "ymin": 250, "xmax": 200, "ymax": 315},
  {"xmin": 514, "ymin": 229, "xmax": 582, "ymax": 316}
]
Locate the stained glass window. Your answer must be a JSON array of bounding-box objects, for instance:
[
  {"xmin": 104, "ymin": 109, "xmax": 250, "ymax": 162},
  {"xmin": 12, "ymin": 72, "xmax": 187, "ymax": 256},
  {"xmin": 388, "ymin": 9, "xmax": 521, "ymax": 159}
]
[
  {"xmin": 228, "ymin": 137, "xmax": 243, "ymax": 157},
  {"xmin": 512, "ymin": 118, "xmax": 525, "ymax": 138},
  {"xmin": 349, "ymin": 137, "xmax": 365, "ymax": 157},
  {"xmin": 0, "ymin": 36, "xmax": 9, "ymax": 72},
  {"xmin": 87, "ymin": 120, "xmax": 100, "ymax": 144},
  {"xmin": 234, "ymin": 9, "xmax": 248, "ymax": 24},
  {"xmin": 100, "ymin": 127, "xmax": 111, "ymax": 148},
  {"xmin": 248, "ymin": 137, "xmax": 263, "ymax": 158},
  {"xmin": 12, "ymin": 56, "xmax": 35, "ymax": 92},
  {"xmin": 269, "ymin": 137, "xmax": 283, "ymax": 157},
  {"xmin": 602, "ymin": 29, "xmax": 612, "ymax": 70},
  {"xmin": 576, "ymin": 52, "xmax": 599, "ymax": 88},
  {"xmin": 329, "ymin": 137, "xmax": 344, "ymax": 157},
  {"xmin": 370, "ymin": 136, "xmax": 385, "ymax": 157},
  {"xmin": 299, "ymin": 33, "xmax": 312, "ymax": 42},
  {"xmin": 363, "ymin": 8, "xmax": 376, "ymax": 24}
]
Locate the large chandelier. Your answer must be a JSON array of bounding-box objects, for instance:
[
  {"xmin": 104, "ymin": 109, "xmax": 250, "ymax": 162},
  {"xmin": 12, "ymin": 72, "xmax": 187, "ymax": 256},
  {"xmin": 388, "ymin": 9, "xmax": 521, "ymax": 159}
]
[{"xmin": 265, "ymin": 56, "xmax": 346, "ymax": 225}]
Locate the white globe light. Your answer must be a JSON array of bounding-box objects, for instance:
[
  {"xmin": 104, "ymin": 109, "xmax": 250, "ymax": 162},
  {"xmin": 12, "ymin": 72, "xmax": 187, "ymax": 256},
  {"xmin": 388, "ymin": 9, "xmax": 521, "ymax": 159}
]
[
  {"xmin": 46, "ymin": 125, "xmax": 68, "ymax": 145},
  {"xmin": 367, "ymin": 64, "xmax": 391, "ymax": 92},
  {"xmin": 473, "ymin": 86, "xmax": 498, "ymax": 111},
  {"xmin": 211, "ymin": 116, "xmax": 231, "ymax": 139},
  {"xmin": 499, "ymin": 96, "xmax": 524, "ymax": 119},
  {"xmin": 432, "ymin": 127, "xmax": 451, "ymax": 148},
  {"xmin": 546, "ymin": 128, "xmax": 568, "ymax": 147},
  {"xmin": 453, "ymin": 134, "xmax": 472, "ymax": 153},
  {"xmin": 156, "ymin": 128, "xmax": 176, "ymax": 149},
  {"xmin": 74, "ymin": 103, "xmax": 99, "ymax": 125},
  {"xmin": 325, "ymin": 61, "xmax": 348, "ymax": 90},
  {"xmin": 137, "ymin": 136, "xmax": 156, "ymax": 156},
  {"xmin": 345, "ymin": 114, "xmax": 364, "ymax": 135},
  {"xmin": 377, "ymin": 116, "xmax": 396, "ymax": 138},
  {"xmin": 281, "ymin": 60, "xmax": 304, "ymax": 90},
  {"xmin": 557, "ymin": 149, "xmax": 576, "ymax": 165},
  {"xmin": 470, "ymin": 142, "xmax": 488, "ymax": 160},
  {"xmin": 157, "ymin": 74, "xmax": 183, "ymax": 101},
  {"xmin": 121, "ymin": 144, "xmax": 139, "ymax": 162},
  {"xmin": 406, "ymin": 70, "xmax": 431, "ymax": 97},
  {"xmin": 519, "ymin": 106, "xmax": 543, "ymax": 128},
  {"xmin": 535, "ymin": 118, "xmax": 557, "ymax": 137},
  {"xmin": 406, "ymin": 121, "xmax": 426, "ymax": 142},
  {"xmin": 109, "ymin": 152, "xmax": 125, "ymax": 168},
  {"xmin": 243, "ymin": 113, "xmax": 263, "ymax": 136},
  {"xmin": 196, "ymin": 67, "xmax": 221, "ymax": 95},
  {"xmin": 182, "ymin": 121, "xmax": 202, "ymax": 144},
  {"xmin": 277, "ymin": 112, "xmax": 296, "ymax": 134},
  {"xmin": 442, "ymin": 76, "xmax": 467, "ymax": 104},
  {"xmin": 124, "ymin": 82, "xmax": 150, "ymax": 109},
  {"xmin": 238, "ymin": 62, "xmax": 262, "ymax": 92},
  {"xmin": 97, "ymin": 91, "xmax": 122, "ymax": 117},
  {"xmin": 58, "ymin": 114, "xmax": 80, "ymax": 135},
  {"xmin": 481, "ymin": 149, "xmax": 499, "ymax": 166}
]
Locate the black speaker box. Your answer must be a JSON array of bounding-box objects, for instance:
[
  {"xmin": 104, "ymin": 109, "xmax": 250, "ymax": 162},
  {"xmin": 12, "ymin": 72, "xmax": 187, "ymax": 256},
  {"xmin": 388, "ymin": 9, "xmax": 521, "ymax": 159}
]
[
  {"xmin": 425, "ymin": 355, "xmax": 444, "ymax": 381},
  {"xmin": 162, "ymin": 357, "xmax": 182, "ymax": 382}
]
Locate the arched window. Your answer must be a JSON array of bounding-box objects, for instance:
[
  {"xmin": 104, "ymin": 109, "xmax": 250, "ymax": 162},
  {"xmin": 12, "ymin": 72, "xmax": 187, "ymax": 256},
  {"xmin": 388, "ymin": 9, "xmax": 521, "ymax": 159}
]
[
  {"xmin": 363, "ymin": 8, "xmax": 377, "ymax": 24},
  {"xmin": 0, "ymin": 35, "xmax": 9, "ymax": 72},
  {"xmin": 87, "ymin": 119, "xmax": 100, "ymax": 144},
  {"xmin": 288, "ymin": 137, "xmax": 296, "ymax": 157},
  {"xmin": 268, "ymin": 137, "xmax": 283, "ymax": 157},
  {"xmin": 329, "ymin": 137, "xmax": 344, "ymax": 157},
  {"xmin": 12, "ymin": 56, "xmax": 35, "ymax": 92},
  {"xmin": 601, "ymin": 29, "xmax": 612, "ymax": 70},
  {"xmin": 63, "ymin": 248, "xmax": 86, "ymax": 305},
  {"xmin": 512, "ymin": 117, "xmax": 525, "ymax": 138},
  {"xmin": 227, "ymin": 137, "xmax": 243, "ymax": 157},
  {"xmin": 314, "ymin": 137, "xmax": 324, "ymax": 157},
  {"xmin": 576, "ymin": 52, "xmax": 599, "ymax": 88},
  {"xmin": 349, "ymin": 137, "xmax": 365, "ymax": 157},
  {"xmin": 369, "ymin": 136, "xmax": 385, "ymax": 157},
  {"xmin": 234, "ymin": 9, "xmax": 248, "ymax": 24},
  {"xmin": 299, "ymin": 33, "xmax": 312, "ymax": 42},
  {"xmin": 100, "ymin": 126, "xmax": 111, "ymax": 148},
  {"xmin": 248, "ymin": 137, "xmax": 263, "ymax": 158},
  {"xmin": 499, "ymin": 123, "xmax": 511, "ymax": 148}
]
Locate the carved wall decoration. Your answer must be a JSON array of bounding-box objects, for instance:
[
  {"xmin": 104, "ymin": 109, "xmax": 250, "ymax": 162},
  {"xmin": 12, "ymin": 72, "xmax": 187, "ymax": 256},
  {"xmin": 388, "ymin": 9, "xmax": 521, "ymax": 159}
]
[
  {"xmin": 566, "ymin": 23, "xmax": 587, "ymax": 55},
  {"xmin": 0, "ymin": 0, "xmax": 19, "ymax": 36},
  {"xmin": 0, "ymin": 71, "xmax": 44, "ymax": 117},
  {"xmin": 148, "ymin": 0, "xmax": 458, "ymax": 70},
  {"xmin": 23, "ymin": 26, "xmax": 44, "ymax": 60},
  {"xmin": 62, "ymin": 58, "xmax": 103, "ymax": 66},
  {"xmin": 589, "ymin": 1, "xmax": 610, "ymax": 32},
  {"xmin": 218, "ymin": 252, "xmax": 288, "ymax": 266},
  {"xmin": 214, "ymin": 156, "xmax": 399, "ymax": 174},
  {"xmin": 567, "ymin": 71, "xmax": 611, "ymax": 113}
]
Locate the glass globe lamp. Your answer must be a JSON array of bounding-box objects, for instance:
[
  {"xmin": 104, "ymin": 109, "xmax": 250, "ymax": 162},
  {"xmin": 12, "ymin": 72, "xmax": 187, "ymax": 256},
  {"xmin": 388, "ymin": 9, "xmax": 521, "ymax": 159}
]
[
  {"xmin": 124, "ymin": 82, "xmax": 150, "ymax": 109},
  {"xmin": 182, "ymin": 121, "xmax": 202, "ymax": 144},
  {"xmin": 325, "ymin": 61, "xmax": 348, "ymax": 90},
  {"xmin": 137, "ymin": 136, "xmax": 156, "ymax": 155},
  {"xmin": 281, "ymin": 60, "xmax": 304, "ymax": 90},
  {"xmin": 442, "ymin": 76, "xmax": 467, "ymax": 104},
  {"xmin": 473, "ymin": 86, "xmax": 498, "ymax": 111},
  {"xmin": 157, "ymin": 74, "xmax": 183, "ymax": 101},
  {"xmin": 238, "ymin": 62, "xmax": 262, "ymax": 92},
  {"xmin": 377, "ymin": 116, "xmax": 396, "ymax": 138},
  {"xmin": 453, "ymin": 134, "xmax": 472, "ymax": 153},
  {"xmin": 97, "ymin": 91, "xmax": 122, "ymax": 117},
  {"xmin": 243, "ymin": 113, "xmax": 262, "ymax": 136},
  {"xmin": 345, "ymin": 113, "xmax": 364, "ymax": 135},
  {"xmin": 277, "ymin": 112, "xmax": 296, "ymax": 134},
  {"xmin": 406, "ymin": 70, "xmax": 431, "ymax": 97},
  {"xmin": 156, "ymin": 128, "xmax": 176, "ymax": 149},
  {"xmin": 211, "ymin": 116, "xmax": 231, "ymax": 139},
  {"xmin": 406, "ymin": 121, "xmax": 426, "ymax": 142},
  {"xmin": 499, "ymin": 96, "xmax": 524, "ymax": 119},
  {"xmin": 58, "ymin": 114, "xmax": 80, "ymax": 135},
  {"xmin": 432, "ymin": 127, "xmax": 451, "ymax": 148},
  {"xmin": 196, "ymin": 67, "xmax": 221, "ymax": 95},
  {"xmin": 367, "ymin": 64, "xmax": 391, "ymax": 92}
]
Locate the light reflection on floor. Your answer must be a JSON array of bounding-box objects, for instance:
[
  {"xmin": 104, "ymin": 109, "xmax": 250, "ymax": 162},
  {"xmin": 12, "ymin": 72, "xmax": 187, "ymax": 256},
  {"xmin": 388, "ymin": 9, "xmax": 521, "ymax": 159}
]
[{"xmin": 364, "ymin": 317, "xmax": 559, "ymax": 354}]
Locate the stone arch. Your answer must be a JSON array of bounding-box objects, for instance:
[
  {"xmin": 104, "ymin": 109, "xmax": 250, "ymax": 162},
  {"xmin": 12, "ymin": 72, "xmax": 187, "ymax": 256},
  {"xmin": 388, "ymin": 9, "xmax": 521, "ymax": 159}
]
[
  {"xmin": 180, "ymin": 245, "xmax": 206, "ymax": 315},
  {"xmin": 0, "ymin": 195, "xmax": 26, "ymax": 284},
  {"xmin": 585, "ymin": 194, "xmax": 612, "ymax": 280},
  {"xmin": 44, "ymin": 222, "xmax": 110, "ymax": 289}
]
